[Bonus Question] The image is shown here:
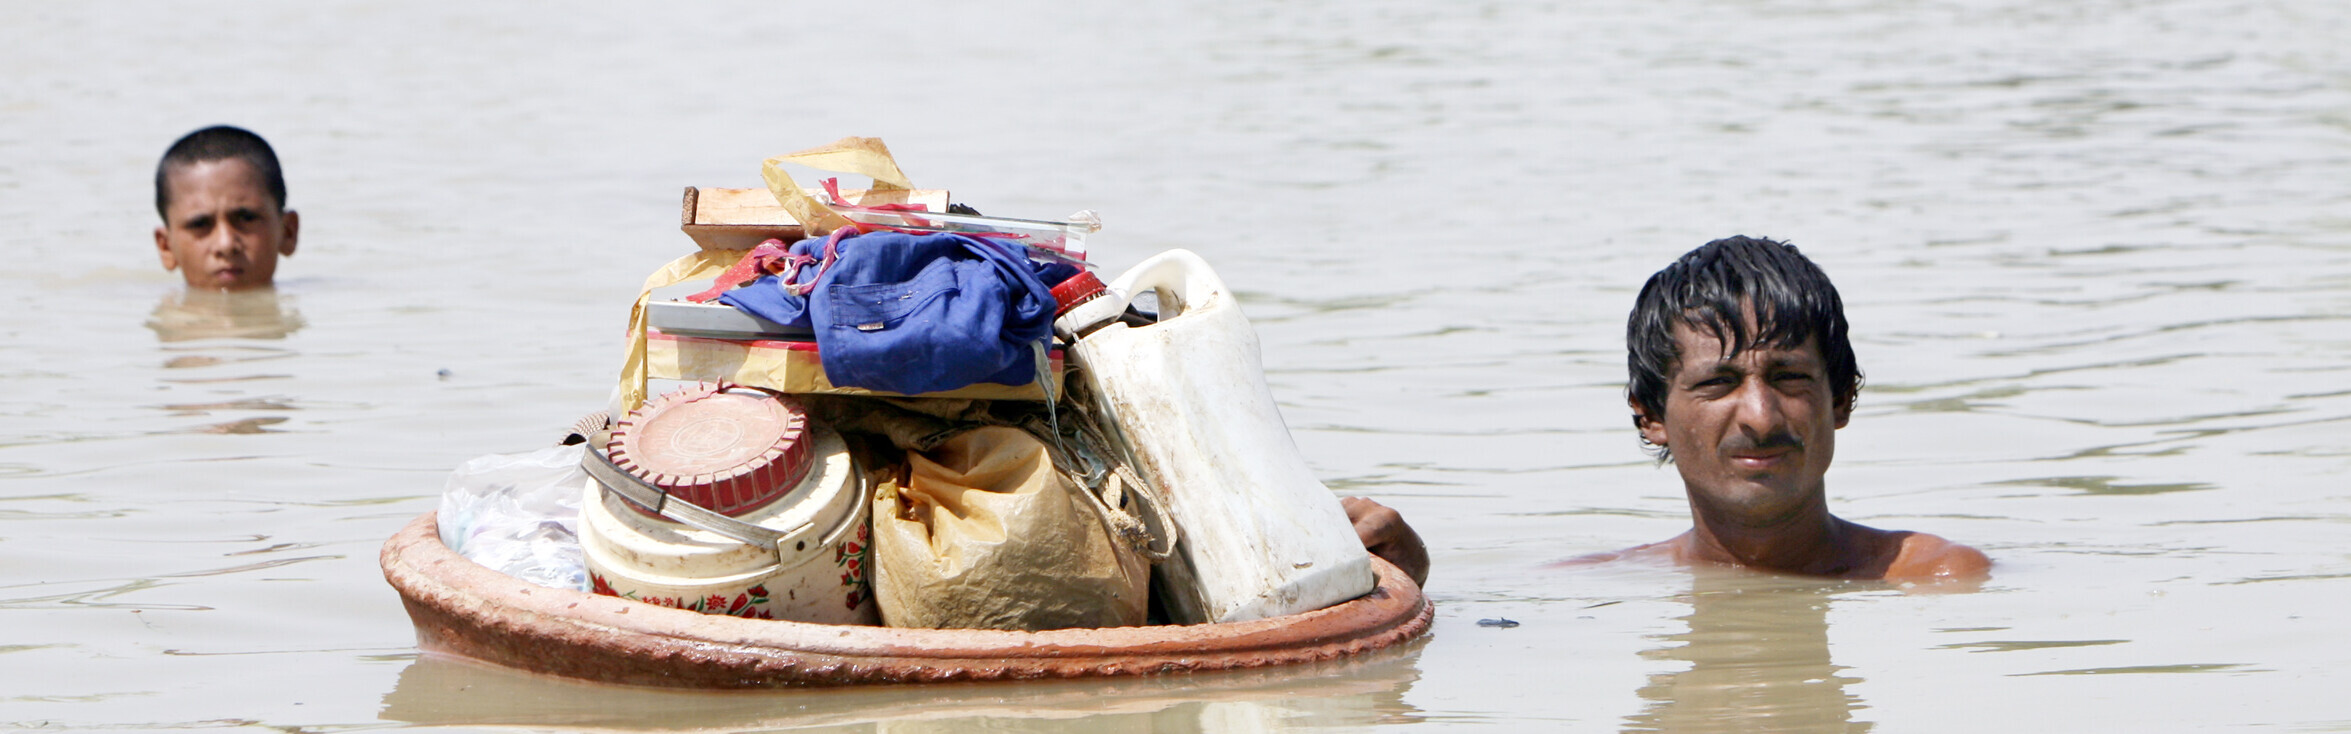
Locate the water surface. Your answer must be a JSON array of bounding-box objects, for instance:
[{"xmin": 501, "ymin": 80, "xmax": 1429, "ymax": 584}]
[{"xmin": 3, "ymin": 1, "xmax": 2348, "ymax": 730}]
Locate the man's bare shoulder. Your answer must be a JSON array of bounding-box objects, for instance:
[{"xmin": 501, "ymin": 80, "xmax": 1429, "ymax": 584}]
[{"xmin": 1883, "ymin": 532, "xmax": 1990, "ymax": 581}]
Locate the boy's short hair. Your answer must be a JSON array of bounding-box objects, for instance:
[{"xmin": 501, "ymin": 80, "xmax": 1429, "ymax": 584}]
[{"xmin": 155, "ymin": 126, "xmax": 287, "ymax": 219}]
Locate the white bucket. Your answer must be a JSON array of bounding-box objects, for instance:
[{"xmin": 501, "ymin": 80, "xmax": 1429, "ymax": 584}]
[
  {"xmin": 579, "ymin": 426, "xmax": 879, "ymax": 624},
  {"xmin": 1060, "ymin": 249, "xmax": 1374, "ymax": 624}
]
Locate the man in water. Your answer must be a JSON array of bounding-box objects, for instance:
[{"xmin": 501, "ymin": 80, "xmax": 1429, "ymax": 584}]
[
  {"xmin": 1611, "ymin": 236, "xmax": 1988, "ymax": 580},
  {"xmin": 153, "ymin": 125, "xmax": 298, "ymax": 290}
]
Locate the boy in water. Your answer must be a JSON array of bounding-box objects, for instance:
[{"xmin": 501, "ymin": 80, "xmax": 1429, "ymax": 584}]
[{"xmin": 153, "ymin": 126, "xmax": 298, "ymax": 290}]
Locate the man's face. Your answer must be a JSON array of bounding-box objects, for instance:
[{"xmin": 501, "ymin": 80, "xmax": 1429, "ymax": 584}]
[
  {"xmin": 154, "ymin": 158, "xmax": 297, "ymax": 290},
  {"xmin": 1634, "ymin": 319, "xmax": 1851, "ymax": 526}
]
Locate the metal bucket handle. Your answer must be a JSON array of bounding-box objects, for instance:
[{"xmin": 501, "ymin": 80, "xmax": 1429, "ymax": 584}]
[{"xmin": 581, "ymin": 443, "xmax": 864, "ymax": 570}]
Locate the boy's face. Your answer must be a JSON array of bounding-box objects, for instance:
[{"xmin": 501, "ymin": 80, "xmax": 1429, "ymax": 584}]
[{"xmin": 154, "ymin": 158, "xmax": 297, "ymax": 290}]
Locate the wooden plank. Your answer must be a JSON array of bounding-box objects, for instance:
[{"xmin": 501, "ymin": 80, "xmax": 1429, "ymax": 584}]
[{"xmin": 679, "ymin": 186, "xmax": 950, "ymax": 251}]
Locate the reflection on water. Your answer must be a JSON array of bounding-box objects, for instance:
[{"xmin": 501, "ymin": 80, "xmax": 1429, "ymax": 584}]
[
  {"xmin": 144, "ymin": 287, "xmax": 306, "ymax": 343},
  {"xmin": 1624, "ymin": 571, "xmax": 1873, "ymax": 734},
  {"xmin": 380, "ymin": 642, "xmax": 1429, "ymax": 732},
  {"xmin": 171, "ymin": 415, "xmax": 291, "ymax": 435},
  {"xmin": 142, "ymin": 288, "xmax": 306, "ymax": 435}
]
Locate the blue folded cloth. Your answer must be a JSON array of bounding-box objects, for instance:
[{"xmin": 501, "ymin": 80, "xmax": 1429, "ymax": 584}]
[{"xmin": 719, "ymin": 231, "xmax": 1067, "ymax": 395}]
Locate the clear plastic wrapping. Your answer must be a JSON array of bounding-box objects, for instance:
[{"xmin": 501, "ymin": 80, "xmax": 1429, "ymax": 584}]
[{"xmin": 435, "ymin": 445, "xmax": 590, "ymax": 591}]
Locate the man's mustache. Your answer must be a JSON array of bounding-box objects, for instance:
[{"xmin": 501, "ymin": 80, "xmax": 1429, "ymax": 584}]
[{"xmin": 1720, "ymin": 430, "xmax": 1804, "ymax": 453}]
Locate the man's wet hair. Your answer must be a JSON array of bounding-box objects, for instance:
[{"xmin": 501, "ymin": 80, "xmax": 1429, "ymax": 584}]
[
  {"xmin": 1626, "ymin": 236, "xmax": 1862, "ymax": 462},
  {"xmin": 154, "ymin": 125, "xmax": 287, "ymax": 220}
]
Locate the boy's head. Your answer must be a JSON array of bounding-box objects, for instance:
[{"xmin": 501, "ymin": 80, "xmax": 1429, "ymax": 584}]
[{"xmin": 153, "ymin": 126, "xmax": 297, "ymax": 290}]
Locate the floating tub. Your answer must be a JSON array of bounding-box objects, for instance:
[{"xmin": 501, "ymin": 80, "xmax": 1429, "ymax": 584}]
[{"xmin": 380, "ymin": 512, "xmax": 1432, "ymax": 688}]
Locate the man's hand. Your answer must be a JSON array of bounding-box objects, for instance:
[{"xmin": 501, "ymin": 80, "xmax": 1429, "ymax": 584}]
[{"xmin": 1341, "ymin": 497, "xmax": 1429, "ymax": 587}]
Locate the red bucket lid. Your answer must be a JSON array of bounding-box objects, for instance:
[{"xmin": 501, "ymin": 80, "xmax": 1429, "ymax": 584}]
[{"xmin": 608, "ymin": 384, "xmax": 813, "ymax": 517}]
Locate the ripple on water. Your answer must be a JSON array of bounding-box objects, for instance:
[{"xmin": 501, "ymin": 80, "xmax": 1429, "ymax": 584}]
[
  {"xmin": 2013, "ymin": 663, "xmax": 2258, "ymax": 677},
  {"xmin": 1991, "ymin": 475, "xmax": 2217, "ymax": 497}
]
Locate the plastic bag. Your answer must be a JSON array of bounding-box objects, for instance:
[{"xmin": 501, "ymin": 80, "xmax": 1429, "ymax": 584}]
[
  {"xmin": 436, "ymin": 445, "xmax": 590, "ymax": 591},
  {"xmin": 871, "ymin": 426, "xmax": 1149, "ymax": 630}
]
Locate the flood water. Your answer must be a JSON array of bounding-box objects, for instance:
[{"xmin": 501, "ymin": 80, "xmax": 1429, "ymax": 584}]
[{"xmin": 5, "ymin": 1, "xmax": 2350, "ymax": 731}]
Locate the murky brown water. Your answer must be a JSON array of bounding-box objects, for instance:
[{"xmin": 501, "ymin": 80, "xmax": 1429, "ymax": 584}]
[{"xmin": 5, "ymin": 1, "xmax": 2349, "ymax": 730}]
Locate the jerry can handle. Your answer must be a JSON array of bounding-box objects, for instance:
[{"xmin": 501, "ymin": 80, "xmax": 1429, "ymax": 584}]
[{"xmin": 1104, "ymin": 248, "xmax": 1222, "ymax": 320}]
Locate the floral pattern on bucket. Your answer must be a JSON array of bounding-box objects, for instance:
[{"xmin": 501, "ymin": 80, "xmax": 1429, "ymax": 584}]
[
  {"xmin": 592, "ymin": 573, "xmax": 777, "ymax": 620},
  {"xmin": 838, "ymin": 521, "xmax": 870, "ymax": 610}
]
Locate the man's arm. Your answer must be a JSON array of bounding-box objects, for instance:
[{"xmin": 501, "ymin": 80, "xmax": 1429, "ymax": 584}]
[{"xmin": 1341, "ymin": 497, "xmax": 1429, "ymax": 587}]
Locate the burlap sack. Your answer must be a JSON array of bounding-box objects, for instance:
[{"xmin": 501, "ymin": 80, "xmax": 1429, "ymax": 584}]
[{"xmin": 872, "ymin": 425, "xmax": 1149, "ymax": 630}]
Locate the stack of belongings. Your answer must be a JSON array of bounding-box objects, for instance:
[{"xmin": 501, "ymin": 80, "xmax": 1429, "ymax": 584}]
[{"xmin": 582, "ymin": 138, "xmax": 1374, "ymax": 631}]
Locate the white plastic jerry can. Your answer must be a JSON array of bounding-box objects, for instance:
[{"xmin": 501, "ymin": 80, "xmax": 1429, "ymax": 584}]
[{"xmin": 1059, "ymin": 249, "xmax": 1375, "ymax": 624}]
